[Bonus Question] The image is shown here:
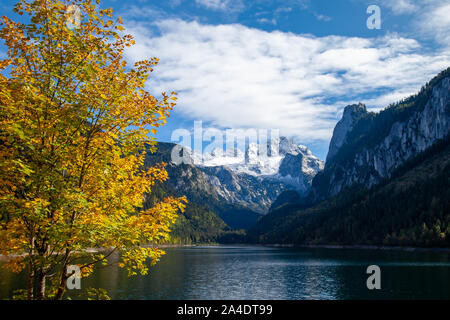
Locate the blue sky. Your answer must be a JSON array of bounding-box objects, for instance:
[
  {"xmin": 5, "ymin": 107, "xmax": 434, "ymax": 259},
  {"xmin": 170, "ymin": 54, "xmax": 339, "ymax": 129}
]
[{"xmin": 1, "ymin": 0, "xmax": 449, "ymax": 159}]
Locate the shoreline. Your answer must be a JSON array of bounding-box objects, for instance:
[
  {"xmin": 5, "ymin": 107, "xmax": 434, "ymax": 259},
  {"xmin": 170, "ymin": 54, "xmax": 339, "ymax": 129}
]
[
  {"xmin": 267, "ymin": 244, "xmax": 450, "ymax": 253},
  {"xmin": 2, "ymin": 243, "xmax": 449, "ymax": 261},
  {"xmin": 154, "ymin": 243, "xmax": 450, "ymax": 253},
  {"xmin": 157, "ymin": 243, "xmax": 450, "ymax": 253}
]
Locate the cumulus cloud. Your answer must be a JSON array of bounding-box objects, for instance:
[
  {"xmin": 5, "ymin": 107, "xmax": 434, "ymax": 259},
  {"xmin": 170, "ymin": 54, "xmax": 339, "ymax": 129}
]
[{"xmin": 124, "ymin": 19, "xmax": 449, "ymax": 142}]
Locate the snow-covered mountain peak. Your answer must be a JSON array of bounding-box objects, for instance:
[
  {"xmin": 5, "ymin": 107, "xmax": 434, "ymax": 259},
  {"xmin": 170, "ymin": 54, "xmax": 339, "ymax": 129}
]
[{"xmin": 184, "ymin": 137, "xmax": 324, "ymax": 193}]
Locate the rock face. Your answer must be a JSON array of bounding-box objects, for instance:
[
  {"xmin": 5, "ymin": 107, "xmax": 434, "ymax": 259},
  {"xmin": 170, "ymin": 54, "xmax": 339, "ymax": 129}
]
[
  {"xmin": 277, "ymin": 143, "xmax": 324, "ymax": 191},
  {"xmin": 312, "ymin": 68, "xmax": 450, "ymax": 200},
  {"xmin": 196, "ymin": 137, "xmax": 323, "ymax": 187},
  {"xmin": 199, "ymin": 166, "xmax": 286, "ymax": 214},
  {"xmin": 152, "ymin": 137, "xmax": 324, "ymax": 215},
  {"xmin": 326, "ymin": 103, "xmax": 368, "ymax": 163},
  {"xmin": 193, "ymin": 137, "xmax": 324, "ymax": 212}
]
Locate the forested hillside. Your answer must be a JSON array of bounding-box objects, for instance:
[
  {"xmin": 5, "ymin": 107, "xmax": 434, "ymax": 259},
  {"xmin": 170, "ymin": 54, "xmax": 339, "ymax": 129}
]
[
  {"xmin": 311, "ymin": 68, "xmax": 450, "ymax": 200},
  {"xmin": 249, "ymin": 137, "xmax": 450, "ymax": 247},
  {"xmin": 143, "ymin": 142, "xmax": 256, "ymax": 243},
  {"xmin": 250, "ymin": 69, "xmax": 450, "ymax": 247}
]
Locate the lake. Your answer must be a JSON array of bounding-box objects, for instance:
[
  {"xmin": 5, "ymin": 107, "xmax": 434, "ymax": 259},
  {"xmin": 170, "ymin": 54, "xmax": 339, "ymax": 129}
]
[{"xmin": 1, "ymin": 246, "xmax": 449, "ymax": 300}]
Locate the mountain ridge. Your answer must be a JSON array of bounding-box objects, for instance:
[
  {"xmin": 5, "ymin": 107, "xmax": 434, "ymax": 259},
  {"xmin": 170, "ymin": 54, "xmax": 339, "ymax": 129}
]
[
  {"xmin": 143, "ymin": 137, "xmax": 324, "ymax": 242},
  {"xmin": 249, "ymin": 135, "xmax": 450, "ymax": 246},
  {"xmin": 251, "ymin": 67, "xmax": 450, "ymax": 247},
  {"xmin": 311, "ymin": 67, "xmax": 450, "ymax": 201}
]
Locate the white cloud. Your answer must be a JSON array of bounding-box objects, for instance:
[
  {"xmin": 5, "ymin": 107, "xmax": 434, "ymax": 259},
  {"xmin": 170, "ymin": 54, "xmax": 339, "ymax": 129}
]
[
  {"xmin": 418, "ymin": 2, "xmax": 450, "ymax": 47},
  {"xmin": 195, "ymin": 0, "xmax": 244, "ymax": 12},
  {"xmin": 125, "ymin": 19, "xmax": 449, "ymax": 142},
  {"xmin": 293, "ymin": 0, "xmax": 310, "ymax": 10},
  {"xmin": 315, "ymin": 14, "xmax": 331, "ymax": 22},
  {"xmin": 378, "ymin": 0, "xmax": 450, "ymax": 47},
  {"xmin": 381, "ymin": 0, "xmax": 418, "ymax": 14},
  {"xmin": 257, "ymin": 17, "xmax": 277, "ymax": 25},
  {"xmin": 275, "ymin": 7, "xmax": 293, "ymax": 14},
  {"xmin": 256, "ymin": 7, "xmax": 292, "ymax": 25},
  {"xmin": 169, "ymin": 0, "xmax": 183, "ymax": 7}
]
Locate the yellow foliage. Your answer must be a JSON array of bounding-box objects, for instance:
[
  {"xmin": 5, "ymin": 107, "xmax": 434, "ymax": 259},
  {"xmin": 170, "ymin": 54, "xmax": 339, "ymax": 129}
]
[{"xmin": 0, "ymin": 0, "xmax": 186, "ymax": 299}]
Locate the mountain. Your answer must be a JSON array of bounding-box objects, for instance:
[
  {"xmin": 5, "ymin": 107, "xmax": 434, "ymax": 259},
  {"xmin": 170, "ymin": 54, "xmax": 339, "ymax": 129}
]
[
  {"xmin": 268, "ymin": 190, "xmax": 303, "ymax": 211},
  {"xmin": 144, "ymin": 142, "xmax": 261, "ymax": 232},
  {"xmin": 250, "ymin": 67, "xmax": 450, "ymax": 247},
  {"xmin": 189, "ymin": 137, "xmax": 323, "ymax": 215},
  {"xmin": 143, "ymin": 137, "xmax": 323, "ymax": 243},
  {"xmin": 326, "ymin": 103, "xmax": 368, "ymax": 163},
  {"xmin": 311, "ymin": 68, "xmax": 450, "ymax": 201},
  {"xmin": 194, "ymin": 137, "xmax": 324, "ymax": 197},
  {"xmin": 249, "ymin": 137, "xmax": 450, "ymax": 246}
]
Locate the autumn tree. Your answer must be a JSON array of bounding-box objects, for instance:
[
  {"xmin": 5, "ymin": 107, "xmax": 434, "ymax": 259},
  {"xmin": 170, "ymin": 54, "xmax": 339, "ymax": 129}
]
[{"xmin": 0, "ymin": 0, "xmax": 186, "ymax": 300}]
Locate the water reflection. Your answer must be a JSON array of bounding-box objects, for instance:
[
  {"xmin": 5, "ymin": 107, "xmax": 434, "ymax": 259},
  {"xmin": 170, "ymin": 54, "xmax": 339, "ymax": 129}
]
[{"xmin": 0, "ymin": 246, "xmax": 449, "ymax": 300}]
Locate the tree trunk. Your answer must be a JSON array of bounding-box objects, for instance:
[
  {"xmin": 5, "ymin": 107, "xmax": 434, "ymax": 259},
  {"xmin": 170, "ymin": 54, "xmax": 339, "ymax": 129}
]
[
  {"xmin": 27, "ymin": 236, "xmax": 35, "ymax": 300},
  {"xmin": 27, "ymin": 265, "xmax": 34, "ymax": 300},
  {"xmin": 36, "ymin": 271, "xmax": 46, "ymax": 300},
  {"xmin": 54, "ymin": 263, "xmax": 68, "ymax": 300}
]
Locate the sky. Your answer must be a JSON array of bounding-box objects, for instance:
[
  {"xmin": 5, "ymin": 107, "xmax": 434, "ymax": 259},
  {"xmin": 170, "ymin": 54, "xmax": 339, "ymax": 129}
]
[{"xmin": 1, "ymin": 0, "xmax": 449, "ymax": 159}]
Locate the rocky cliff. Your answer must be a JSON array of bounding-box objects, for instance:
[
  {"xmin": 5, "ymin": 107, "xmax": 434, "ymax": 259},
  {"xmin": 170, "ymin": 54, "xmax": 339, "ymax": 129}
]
[
  {"xmin": 326, "ymin": 103, "xmax": 368, "ymax": 163},
  {"xmin": 146, "ymin": 137, "xmax": 323, "ymax": 225},
  {"xmin": 311, "ymin": 68, "xmax": 450, "ymax": 200},
  {"xmin": 193, "ymin": 137, "xmax": 323, "ymax": 212}
]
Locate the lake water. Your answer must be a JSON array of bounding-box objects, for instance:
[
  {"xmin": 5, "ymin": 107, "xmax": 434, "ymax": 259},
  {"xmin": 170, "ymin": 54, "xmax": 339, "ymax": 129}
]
[{"xmin": 1, "ymin": 246, "xmax": 449, "ymax": 300}]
